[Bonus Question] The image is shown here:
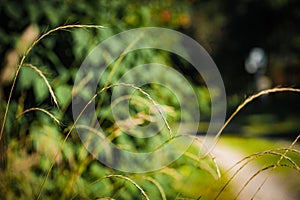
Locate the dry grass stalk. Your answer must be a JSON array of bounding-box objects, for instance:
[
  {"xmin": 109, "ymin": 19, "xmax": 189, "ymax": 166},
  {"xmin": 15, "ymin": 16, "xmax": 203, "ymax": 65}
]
[
  {"xmin": 234, "ymin": 163, "xmax": 299, "ymax": 200},
  {"xmin": 215, "ymin": 147, "xmax": 300, "ymax": 199},
  {"xmin": 23, "ymin": 63, "xmax": 59, "ymax": 108},
  {"xmin": 37, "ymin": 82, "xmax": 171, "ymax": 198},
  {"xmin": 205, "ymin": 87, "xmax": 300, "ymax": 157},
  {"xmin": 0, "ymin": 24, "xmax": 104, "ymax": 145},
  {"xmin": 98, "ymin": 83, "xmax": 174, "ymax": 138},
  {"xmin": 17, "ymin": 107, "xmax": 61, "ymax": 125},
  {"xmin": 3, "ymin": 23, "xmax": 300, "ymax": 199},
  {"xmin": 100, "ymin": 175, "xmax": 150, "ymax": 200},
  {"xmin": 143, "ymin": 176, "xmax": 167, "ymax": 200},
  {"xmin": 251, "ymin": 133, "xmax": 300, "ymax": 199}
]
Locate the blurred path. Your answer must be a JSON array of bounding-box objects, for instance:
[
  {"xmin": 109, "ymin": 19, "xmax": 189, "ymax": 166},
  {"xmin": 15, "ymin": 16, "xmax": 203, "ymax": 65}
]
[{"xmin": 211, "ymin": 143, "xmax": 297, "ymax": 200}]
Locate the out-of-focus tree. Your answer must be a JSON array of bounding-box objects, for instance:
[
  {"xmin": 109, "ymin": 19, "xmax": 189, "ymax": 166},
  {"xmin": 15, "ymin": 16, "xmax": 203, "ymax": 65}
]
[{"xmin": 191, "ymin": 0, "xmax": 300, "ymax": 94}]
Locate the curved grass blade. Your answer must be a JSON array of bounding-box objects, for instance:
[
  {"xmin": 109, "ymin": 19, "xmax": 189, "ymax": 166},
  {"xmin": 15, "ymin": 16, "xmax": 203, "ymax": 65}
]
[
  {"xmin": 251, "ymin": 134, "xmax": 300, "ymax": 199},
  {"xmin": 234, "ymin": 163, "xmax": 299, "ymax": 200},
  {"xmin": 205, "ymin": 87, "xmax": 300, "ymax": 157},
  {"xmin": 0, "ymin": 24, "xmax": 104, "ymax": 147},
  {"xmin": 17, "ymin": 107, "xmax": 61, "ymax": 125},
  {"xmin": 215, "ymin": 147, "xmax": 300, "ymax": 199},
  {"xmin": 23, "ymin": 63, "xmax": 59, "ymax": 108},
  {"xmin": 143, "ymin": 176, "xmax": 167, "ymax": 200}
]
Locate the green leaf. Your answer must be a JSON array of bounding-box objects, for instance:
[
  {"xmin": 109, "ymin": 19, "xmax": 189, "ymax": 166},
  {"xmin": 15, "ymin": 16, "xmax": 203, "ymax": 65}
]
[
  {"xmin": 55, "ymin": 84, "xmax": 72, "ymax": 107},
  {"xmin": 19, "ymin": 67, "xmax": 35, "ymax": 90},
  {"xmin": 33, "ymin": 75, "xmax": 49, "ymax": 102}
]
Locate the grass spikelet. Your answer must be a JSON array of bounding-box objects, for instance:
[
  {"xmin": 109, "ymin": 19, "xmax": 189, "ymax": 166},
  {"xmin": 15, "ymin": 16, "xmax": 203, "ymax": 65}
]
[
  {"xmin": 215, "ymin": 135, "xmax": 300, "ymax": 199},
  {"xmin": 23, "ymin": 63, "xmax": 59, "ymax": 108},
  {"xmin": 218, "ymin": 87, "xmax": 300, "ymax": 140},
  {"xmin": 110, "ymin": 83, "xmax": 173, "ymax": 138},
  {"xmin": 224, "ymin": 147, "xmax": 300, "ymax": 176},
  {"xmin": 0, "ymin": 24, "xmax": 104, "ymax": 145},
  {"xmin": 5, "ymin": 24, "xmax": 299, "ymax": 200},
  {"xmin": 143, "ymin": 176, "xmax": 167, "ymax": 200},
  {"xmin": 17, "ymin": 107, "xmax": 61, "ymax": 125},
  {"xmin": 251, "ymin": 133, "xmax": 300, "ymax": 199},
  {"xmin": 215, "ymin": 149, "xmax": 300, "ymax": 199},
  {"xmin": 37, "ymin": 82, "xmax": 168, "ymax": 199},
  {"xmin": 183, "ymin": 151, "xmax": 221, "ymax": 179},
  {"xmin": 93, "ymin": 83, "xmax": 173, "ymax": 138},
  {"xmin": 26, "ymin": 24, "xmax": 104, "ymax": 59},
  {"xmin": 102, "ymin": 175, "xmax": 150, "ymax": 200},
  {"xmin": 205, "ymin": 87, "xmax": 300, "ymax": 156},
  {"xmin": 234, "ymin": 163, "xmax": 299, "ymax": 200},
  {"xmin": 71, "ymin": 175, "xmax": 150, "ymax": 200}
]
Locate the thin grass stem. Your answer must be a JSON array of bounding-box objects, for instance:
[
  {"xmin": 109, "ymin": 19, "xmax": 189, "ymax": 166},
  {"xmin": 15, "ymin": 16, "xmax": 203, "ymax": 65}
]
[
  {"xmin": 0, "ymin": 24, "xmax": 104, "ymax": 147},
  {"xmin": 251, "ymin": 133, "xmax": 300, "ymax": 199},
  {"xmin": 23, "ymin": 63, "xmax": 59, "ymax": 108},
  {"xmin": 143, "ymin": 176, "xmax": 167, "ymax": 200},
  {"xmin": 17, "ymin": 107, "xmax": 61, "ymax": 125},
  {"xmin": 234, "ymin": 163, "xmax": 299, "ymax": 200},
  {"xmin": 205, "ymin": 87, "xmax": 300, "ymax": 157}
]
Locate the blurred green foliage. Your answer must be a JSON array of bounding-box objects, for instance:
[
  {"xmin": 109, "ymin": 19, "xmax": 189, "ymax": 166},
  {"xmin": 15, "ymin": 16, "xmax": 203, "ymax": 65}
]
[
  {"xmin": 0, "ymin": 0, "xmax": 220, "ymax": 199},
  {"xmin": 1, "ymin": 0, "xmax": 300, "ymax": 199}
]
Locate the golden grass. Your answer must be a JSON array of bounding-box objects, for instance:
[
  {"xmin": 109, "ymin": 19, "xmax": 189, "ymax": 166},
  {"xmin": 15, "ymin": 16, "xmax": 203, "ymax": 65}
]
[
  {"xmin": 23, "ymin": 63, "xmax": 59, "ymax": 108},
  {"xmin": 213, "ymin": 87, "xmax": 300, "ymax": 199},
  {"xmin": 143, "ymin": 176, "xmax": 167, "ymax": 200},
  {"xmin": 204, "ymin": 87, "xmax": 300, "ymax": 157},
  {"xmin": 97, "ymin": 83, "xmax": 174, "ymax": 138},
  {"xmin": 1, "ymin": 24, "xmax": 105, "ymax": 200},
  {"xmin": 250, "ymin": 133, "xmax": 300, "ymax": 199},
  {"xmin": 0, "ymin": 25, "xmax": 105, "ymax": 199},
  {"xmin": 73, "ymin": 174, "xmax": 150, "ymax": 200},
  {"xmin": 17, "ymin": 107, "xmax": 61, "ymax": 125},
  {"xmin": 234, "ymin": 163, "xmax": 298, "ymax": 200},
  {"xmin": 2, "ymin": 23, "xmax": 300, "ymax": 199},
  {"xmin": 0, "ymin": 24, "xmax": 104, "ymax": 146},
  {"xmin": 215, "ymin": 146, "xmax": 300, "ymax": 199},
  {"xmin": 36, "ymin": 82, "xmax": 174, "ymax": 198},
  {"xmin": 214, "ymin": 134, "xmax": 300, "ymax": 199}
]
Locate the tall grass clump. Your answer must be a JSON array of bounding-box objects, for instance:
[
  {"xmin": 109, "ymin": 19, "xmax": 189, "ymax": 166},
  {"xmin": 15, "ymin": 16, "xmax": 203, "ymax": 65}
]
[{"xmin": 0, "ymin": 24, "xmax": 299, "ymax": 200}]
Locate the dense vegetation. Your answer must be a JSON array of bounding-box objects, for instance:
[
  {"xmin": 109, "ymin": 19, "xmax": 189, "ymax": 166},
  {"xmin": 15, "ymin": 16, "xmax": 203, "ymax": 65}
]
[{"xmin": 0, "ymin": 0, "xmax": 299, "ymax": 199}]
